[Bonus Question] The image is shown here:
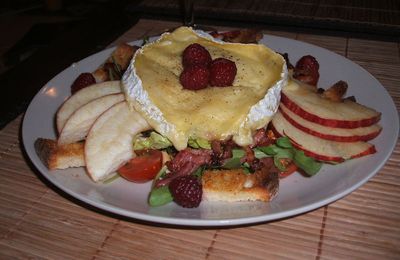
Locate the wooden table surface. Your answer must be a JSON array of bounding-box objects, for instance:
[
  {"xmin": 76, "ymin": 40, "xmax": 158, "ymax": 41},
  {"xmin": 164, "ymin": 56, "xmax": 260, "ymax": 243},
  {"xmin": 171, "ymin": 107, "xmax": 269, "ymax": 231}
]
[{"xmin": 0, "ymin": 19, "xmax": 399, "ymax": 259}]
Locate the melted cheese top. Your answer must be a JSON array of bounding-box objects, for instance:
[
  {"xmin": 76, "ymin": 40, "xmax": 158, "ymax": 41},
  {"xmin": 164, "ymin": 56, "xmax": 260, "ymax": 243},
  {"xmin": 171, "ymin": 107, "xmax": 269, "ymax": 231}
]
[{"xmin": 123, "ymin": 27, "xmax": 287, "ymax": 150}]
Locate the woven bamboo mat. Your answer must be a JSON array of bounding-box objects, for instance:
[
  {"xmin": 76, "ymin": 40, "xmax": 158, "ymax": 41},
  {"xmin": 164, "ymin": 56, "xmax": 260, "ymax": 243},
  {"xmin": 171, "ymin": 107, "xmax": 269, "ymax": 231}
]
[
  {"xmin": 134, "ymin": 0, "xmax": 400, "ymax": 37},
  {"xmin": 0, "ymin": 19, "xmax": 399, "ymax": 259}
]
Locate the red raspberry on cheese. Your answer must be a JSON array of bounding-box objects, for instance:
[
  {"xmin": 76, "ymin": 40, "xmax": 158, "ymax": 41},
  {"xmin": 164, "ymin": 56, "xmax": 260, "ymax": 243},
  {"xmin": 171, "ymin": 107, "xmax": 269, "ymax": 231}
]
[
  {"xmin": 209, "ymin": 58, "xmax": 237, "ymax": 87},
  {"xmin": 182, "ymin": 43, "xmax": 212, "ymax": 68},
  {"xmin": 180, "ymin": 65, "xmax": 210, "ymax": 90}
]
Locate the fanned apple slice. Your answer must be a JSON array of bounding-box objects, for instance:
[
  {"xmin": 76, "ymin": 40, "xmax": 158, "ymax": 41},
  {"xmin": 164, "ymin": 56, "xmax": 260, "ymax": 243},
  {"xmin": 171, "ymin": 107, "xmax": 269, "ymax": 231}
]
[
  {"xmin": 56, "ymin": 80, "xmax": 121, "ymax": 133},
  {"xmin": 281, "ymin": 80, "xmax": 381, "ymax": 128},
  {"xmin": 58, "ymin": 93, "xmax": 125, "ymax": 145},
  {"xmin": 271, "ymin": 111, "xmax": 376, "ymax": 163},
  {"xmin": 85, "ymin": 101, "xmax": 151, "ymax": 182},
  {"xmin": 279, "ymin": 103, "xmax": 382, "ymax": 142}
]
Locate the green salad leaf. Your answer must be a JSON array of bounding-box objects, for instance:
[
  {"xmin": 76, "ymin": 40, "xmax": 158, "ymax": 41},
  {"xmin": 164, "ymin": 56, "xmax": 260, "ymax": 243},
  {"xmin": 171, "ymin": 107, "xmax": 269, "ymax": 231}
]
[
  {"xmin": 294, "ymin": 150, "xmax": 322, "ymax": 176},
  {"xmin": 151, "ymin": 166, "xmax": 168, "ymax": 188},
  {"xmin": 276, "ymin": 136, "xmax": 293, "ymax": 148},
  {"xmin": 141, "ymin": 36, "xmax": 150, "ymax": 46},
  {"xmin": 188, "ymin": 137, "xmax": 211, "ymax": 149},
  {"xmin": 148, "ymin": 186, "xmax": 173, "ymax": 207},
  {"xmin": 133, "ymin": 131, "xmax": 172, "ymax": 150},
  {"xmin": 193, "ymin": 166, "xmax": 206, "ymax": 178},
  {"xmin": 255, "ymin": 144, "xmax": 282, "ymax": 156},
  {"xmin": 242, "ymin": 162, "xmax": 253, "ymax": 174},
  {"xmin": 255, "ymin": 136, "xmax": 322, "ymax": 176},
  {"xmin": 253, "ymin": 148, "xmax": 270, "ymax": 159},
  {"xmin": 273, "ymin": 149, "xmax": 295, "ymax": 171},
  {"xmin": 222, "ymin": 149, "xmax": 245, "ymax": 169},
  {"xmin": 102, "ymin": 174, "xmax": 120, "ymax": 184}
]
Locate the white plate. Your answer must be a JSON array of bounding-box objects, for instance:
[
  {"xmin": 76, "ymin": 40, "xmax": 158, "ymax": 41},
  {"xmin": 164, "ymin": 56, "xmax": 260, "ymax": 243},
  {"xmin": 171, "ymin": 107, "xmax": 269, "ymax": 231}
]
[{"xmin": 22, "ymin": 34, "xmax": 399, "ymax": 226}]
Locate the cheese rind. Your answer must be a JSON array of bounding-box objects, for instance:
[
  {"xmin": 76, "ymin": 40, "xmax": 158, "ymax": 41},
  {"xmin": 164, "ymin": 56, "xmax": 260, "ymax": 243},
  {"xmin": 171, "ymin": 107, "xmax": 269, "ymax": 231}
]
[{"xmin": 123, "ymin": 27, "xmax": 287, "ymax": 150}]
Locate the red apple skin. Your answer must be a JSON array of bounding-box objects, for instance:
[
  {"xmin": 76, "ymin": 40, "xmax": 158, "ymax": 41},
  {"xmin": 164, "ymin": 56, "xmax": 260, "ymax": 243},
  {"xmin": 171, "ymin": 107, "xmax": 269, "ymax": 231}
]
[
  {"xmin": 270, "ymin": 124, "xmax": 376, "ymax": 163},
  {"xmin": 290, "ymin": 138, "xmax": 376, "ymax": 163},
  {"xmin": 350, "ymin": 145, "xmax": 377, "ymax": 159},
  {"xmin": 281, "ymin": 93, "xmax": 381, "ymax": 129},
  {"xmin": 271, "ymin": 125, "xmax": 344, "ymax": 163},
  {"xmin": 279, "ymin": 107, "xmax": 382, "ymax": 142},
  {"xmin": 292, "ymin": 141, "xmax": 376, "ymax": 163}
]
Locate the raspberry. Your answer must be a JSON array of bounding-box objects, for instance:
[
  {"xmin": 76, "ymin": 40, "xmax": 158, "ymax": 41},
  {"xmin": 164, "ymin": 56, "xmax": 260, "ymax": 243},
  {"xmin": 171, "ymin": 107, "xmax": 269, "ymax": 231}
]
[
  {"xmin": 209, "ymin": 58, "xmax": 237, "ymax": 87},
  {"xmin": 182, "ymin": 43, "xmax": 212, "ymax": 68},
  {"xmin": 179, "ymin": 65, "xmax": 210, "ymax": 90},
  {"xmin": 169, "ymin": 175, "xmax": 202, "ymax": 208},
  {"xmin": 71, "ymin": 73, "xmax": 96, "ymax": 94}
]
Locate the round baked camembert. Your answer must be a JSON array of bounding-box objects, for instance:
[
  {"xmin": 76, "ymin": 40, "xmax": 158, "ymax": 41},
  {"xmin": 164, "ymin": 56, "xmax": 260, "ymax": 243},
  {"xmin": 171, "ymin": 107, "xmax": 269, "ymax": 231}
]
[{"xmin": 122, "ymin": 27, "xmax": 287, "ymax": 150}]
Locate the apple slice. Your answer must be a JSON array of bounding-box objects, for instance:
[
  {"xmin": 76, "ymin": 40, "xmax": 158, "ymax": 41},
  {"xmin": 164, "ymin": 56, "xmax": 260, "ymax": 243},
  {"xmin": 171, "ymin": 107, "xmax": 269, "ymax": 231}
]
[
  {"xmin": 281, "ymin": 80, "xmax": 381, "ymax": 128},
  {"xmin": 85, "ymin": 101, "xmax": 151, "ymax": 182},
  {"xmin": 279, "ymin": 103, "xmax": 382, "ymax": 142},
  {"xmin": 58, "ymin": 93, "xmax": 125, "ymax": 145},
  {"xmin": 56, "ymin": 80, "xmax": 121, "ymax": 133},
  {"xmin": 271, "ymin": 111, "xmax": 376, "ymax": 163}
]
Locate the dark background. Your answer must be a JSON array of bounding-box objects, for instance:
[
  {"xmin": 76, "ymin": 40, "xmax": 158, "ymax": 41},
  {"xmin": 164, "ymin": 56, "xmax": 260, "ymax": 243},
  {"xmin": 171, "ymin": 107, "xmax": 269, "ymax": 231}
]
[{"xmin": 0, "ymin": 0, "xmax": 399, "ymax": 128}]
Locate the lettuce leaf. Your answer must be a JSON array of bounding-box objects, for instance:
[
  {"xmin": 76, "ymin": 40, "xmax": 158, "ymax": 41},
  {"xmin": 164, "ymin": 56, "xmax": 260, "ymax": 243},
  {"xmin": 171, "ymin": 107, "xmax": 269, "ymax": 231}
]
[{"xmin": 133, "ymin": 131, "xmax": 172, "ymax": 150}]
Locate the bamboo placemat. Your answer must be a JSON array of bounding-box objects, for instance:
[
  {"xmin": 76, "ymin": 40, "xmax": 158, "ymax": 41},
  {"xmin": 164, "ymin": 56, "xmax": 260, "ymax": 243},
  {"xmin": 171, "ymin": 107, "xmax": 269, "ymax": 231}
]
[
  {"xmin": 134, "ymin": 0, "xmax": 400, "ymax": 37},
  {"xmin": 0, "ymin": 19, "xmax": 399, "ymax": 259}
]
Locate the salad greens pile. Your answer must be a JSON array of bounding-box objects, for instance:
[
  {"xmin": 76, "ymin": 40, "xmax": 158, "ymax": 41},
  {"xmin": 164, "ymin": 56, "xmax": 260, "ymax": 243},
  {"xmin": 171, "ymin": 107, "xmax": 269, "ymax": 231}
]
[
  {"xmin": 140, "ymin": 131, "xmax": 322, "ymax": 206},
  {"xmin": 254, "ymin": 137, "xmax": 322, "ymax": 176},
  {"xmin": 134, "ymin": 131, "xmax": 322, "ymax": 176}
]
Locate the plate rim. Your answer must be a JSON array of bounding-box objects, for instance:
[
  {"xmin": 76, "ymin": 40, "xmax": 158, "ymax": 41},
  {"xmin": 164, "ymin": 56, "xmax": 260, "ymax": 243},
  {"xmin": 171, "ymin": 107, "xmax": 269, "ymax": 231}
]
[{"xmin": 22, "ymin": 33, "xmax": 399, "ymax": 227}]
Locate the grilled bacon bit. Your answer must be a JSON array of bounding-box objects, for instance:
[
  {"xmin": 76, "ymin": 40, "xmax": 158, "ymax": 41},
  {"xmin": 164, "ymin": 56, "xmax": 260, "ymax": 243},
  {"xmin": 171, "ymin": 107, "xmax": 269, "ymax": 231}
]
[
  {"xmin": 211, "ymin": 138, "xmax": 237, "ymax": 166},
  {"xmin": 240, "ymin": 146, "xmax": 263, "ymax": 171},
  {"xmin": 344, "ymin": 95, "xmax": 357, "ymax": 102},
  {"xmin": 241, "ymin": 146, "xmax": 257, "ymax": 163},
  {"xmin": 70, "ymin": 73, "xmax": 96, "ymax": 94},
  {"xmin": 321, "ymin": 80, "xmax": 348, "ymax": 102},
  {"xmin": 240, "ymin": 145, "xmax": 280, "ymax": 172},
  {"xmin": 251, "ymin": 128, "xmax": 276, "ymax": 148},
  {"xmin": 210, "ymin": 29, "xmax": 263, "ymax": 43},
  {"xmin": 293, "ymin": 55, "xmax": 320, "ymax": 86},
  {"xmin": 155, "ymin": 148, "xmax": 212, "ymax": 187},
  {"xmin": 259, "ymin": 157, "xmax": 276, "ymax": 170},
  {"xmin": 210, "ymin": 30, "xmax": 240, "ymax": 41}
]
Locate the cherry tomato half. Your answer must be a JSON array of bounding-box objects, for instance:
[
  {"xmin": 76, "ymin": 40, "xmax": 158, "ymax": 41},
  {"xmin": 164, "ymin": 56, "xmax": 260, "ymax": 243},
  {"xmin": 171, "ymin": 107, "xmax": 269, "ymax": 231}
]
[
  {"xmin": 118, "ymin": 149, "xmax": 163, "ymax": 183},
  {"xmin": 279, "ymin": 162, "xmax": 298, "ymax": 179}
]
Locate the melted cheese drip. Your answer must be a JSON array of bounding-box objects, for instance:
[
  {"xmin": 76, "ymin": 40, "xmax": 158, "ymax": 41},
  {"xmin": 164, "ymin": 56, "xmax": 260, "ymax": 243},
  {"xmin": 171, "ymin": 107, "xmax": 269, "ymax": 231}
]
[{"xmin": 123, "ymin": 27, "xmax": 287, "ymax": 150}]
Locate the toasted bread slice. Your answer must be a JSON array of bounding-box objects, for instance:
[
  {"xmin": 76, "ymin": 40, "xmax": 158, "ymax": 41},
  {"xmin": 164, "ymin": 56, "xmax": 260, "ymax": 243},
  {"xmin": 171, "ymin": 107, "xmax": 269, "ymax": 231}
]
[
  {"xmin": 202, "ymin": 168, "xmax": 279, "ymax": 202},
  {"xmin": 34, "ymin": 138, "xmax": 85, "ymax": 170}
]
